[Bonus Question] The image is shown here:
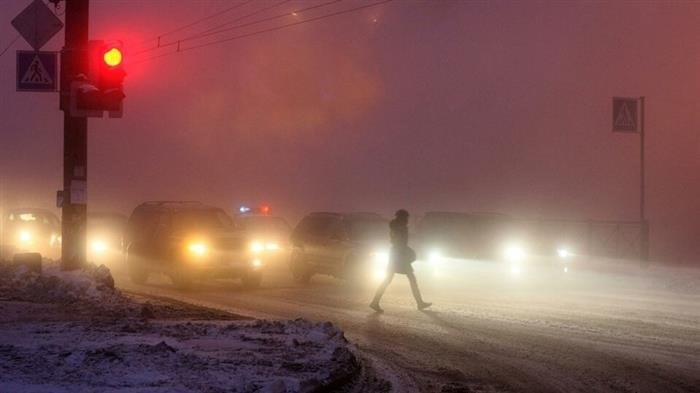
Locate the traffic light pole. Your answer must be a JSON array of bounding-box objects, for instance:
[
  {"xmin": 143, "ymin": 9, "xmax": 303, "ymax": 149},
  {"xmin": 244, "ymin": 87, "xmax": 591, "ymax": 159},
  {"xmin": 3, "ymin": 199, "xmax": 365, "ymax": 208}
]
[{"xmin": 60, "ymin": 0, "xmax": 89, "ymax": 270}]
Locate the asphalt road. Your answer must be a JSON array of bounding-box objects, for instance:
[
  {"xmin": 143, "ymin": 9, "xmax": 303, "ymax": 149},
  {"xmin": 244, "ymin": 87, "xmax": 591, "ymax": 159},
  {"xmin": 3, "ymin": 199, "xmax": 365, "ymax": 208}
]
[{"xmin": 112, "ymin": 258, "xmax": 700, "ymax": 393}]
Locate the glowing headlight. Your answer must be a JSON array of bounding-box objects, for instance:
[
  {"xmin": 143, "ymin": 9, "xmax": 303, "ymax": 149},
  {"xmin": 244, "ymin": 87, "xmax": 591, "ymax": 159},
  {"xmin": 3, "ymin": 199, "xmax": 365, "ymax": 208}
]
[
  {"xmin": 428, "ymin": 249, "xmax": 443, "ymax": 263},
  {"xmin": 372, "ymin": 250, "xmax": 389, "ymax": 266},
  {"xmin": 252, "ymin": 258, "xmax": 263, "ymax": 268},
  {"xmin": 18, "ymin": 230, "xmax": 32, "ymax": 244},
  {"xmin": 557, "ymin": 247, "xmax": 572, "ymax": 259},
  {"xmin": 250, "ymin": 241, "xmax": 264, "ymax": 253},
  {"xmin": 187, "ymin": 242, "xmax": 208, "ymax": 256},
  {"xmin": 265, "ymin": 242, "xmax": 279, "ymax": 251},
  {"xmin": 91, "ymin": 240, "xmax": 108, "ymax": 254},
  {"xmin": 503, "ymin": 243, "xmax": 526, "ymax": 262}
]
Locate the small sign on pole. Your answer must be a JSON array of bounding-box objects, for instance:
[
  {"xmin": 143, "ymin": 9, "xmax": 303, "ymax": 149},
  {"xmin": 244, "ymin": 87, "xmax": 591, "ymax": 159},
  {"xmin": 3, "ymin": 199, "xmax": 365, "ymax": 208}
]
[
  {"xmin": 16, "ymin": 51, "xmax": 58, "ymax": 92},
  {"xmin": 612, "ymin": 97, "xmax": 638, "ymax": 132}
]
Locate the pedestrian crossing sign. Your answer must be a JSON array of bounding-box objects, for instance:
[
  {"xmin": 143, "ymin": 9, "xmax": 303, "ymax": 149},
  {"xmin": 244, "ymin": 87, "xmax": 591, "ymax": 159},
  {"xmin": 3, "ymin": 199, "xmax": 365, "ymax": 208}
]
[
  {"xmin": 612, "ymin": 97, "xmax": 638, "ymax": 132},
  {"xmin": 16, "ymin": 50, "xmax": 57, "ymax": 92}
]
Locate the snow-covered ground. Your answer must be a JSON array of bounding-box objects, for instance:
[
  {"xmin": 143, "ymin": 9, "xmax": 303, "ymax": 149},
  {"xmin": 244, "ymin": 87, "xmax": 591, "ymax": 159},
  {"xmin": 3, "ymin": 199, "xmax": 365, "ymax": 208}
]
[{"xmin": 0, "ymin": 262, "xmax": 362, "ymax": 393}]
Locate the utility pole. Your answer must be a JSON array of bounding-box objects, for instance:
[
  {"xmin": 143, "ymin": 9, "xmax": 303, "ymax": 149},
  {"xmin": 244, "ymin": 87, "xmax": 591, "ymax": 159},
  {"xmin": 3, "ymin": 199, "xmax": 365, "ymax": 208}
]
[
  {"xmin": 60, "ymin": 0, "xmax": 89, "ymax": 270},
  {"xmin": 639, "ymin": 96, "xmax": 649, "ymax": 263}
]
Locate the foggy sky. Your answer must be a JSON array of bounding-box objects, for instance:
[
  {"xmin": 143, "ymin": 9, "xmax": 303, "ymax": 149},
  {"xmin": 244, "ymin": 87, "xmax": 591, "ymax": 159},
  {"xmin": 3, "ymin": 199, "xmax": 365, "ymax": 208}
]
[{"xmin": 1, "ymin": 0, "xmax": 700, "ymax": 260}]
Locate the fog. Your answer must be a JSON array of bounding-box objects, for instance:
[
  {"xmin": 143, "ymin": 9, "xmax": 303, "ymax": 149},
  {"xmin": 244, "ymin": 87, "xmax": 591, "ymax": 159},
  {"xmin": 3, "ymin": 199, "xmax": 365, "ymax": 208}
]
[{"xmin": 1, "ymin": 0, "xmax": 699, "ymax": 261}]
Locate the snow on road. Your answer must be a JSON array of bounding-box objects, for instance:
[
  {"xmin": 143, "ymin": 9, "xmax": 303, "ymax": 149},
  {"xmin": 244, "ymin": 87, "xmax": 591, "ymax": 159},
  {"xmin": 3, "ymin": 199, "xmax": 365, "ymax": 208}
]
[
  {"xmin": 0, "ymin": 262, "xmax": 364, "ymax": 393},
  {"xmin": 113, "ymin": 258, "xmax": 700, "ymax": 393}
]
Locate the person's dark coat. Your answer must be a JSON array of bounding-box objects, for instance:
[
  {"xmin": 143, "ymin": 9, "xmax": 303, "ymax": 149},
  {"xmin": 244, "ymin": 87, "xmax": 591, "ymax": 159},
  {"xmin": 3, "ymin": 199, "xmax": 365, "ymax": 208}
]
[{"xmin": 389, "ymin": 217, "xmax": 415, "ymax": 274}]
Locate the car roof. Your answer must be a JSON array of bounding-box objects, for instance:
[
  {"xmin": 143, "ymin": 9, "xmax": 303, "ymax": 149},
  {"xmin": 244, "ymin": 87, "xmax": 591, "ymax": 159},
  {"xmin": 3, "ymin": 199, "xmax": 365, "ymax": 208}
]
[
  {"xmin": 5, "ymin": 207, "xmax": 59, "ymax": 218},
  {"xmin": 306, "ymin": 212, "xmax": 385, "ymax": 220},
  {"xmin": 132, "ymin": 201, "xmax": 222, "ymax": 213}
]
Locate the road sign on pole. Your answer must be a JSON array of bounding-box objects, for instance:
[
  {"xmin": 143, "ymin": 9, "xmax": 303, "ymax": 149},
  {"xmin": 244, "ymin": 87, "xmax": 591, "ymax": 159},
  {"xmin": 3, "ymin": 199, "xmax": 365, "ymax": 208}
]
[
  {"xmin": 11, "ymin": 0, "xmax": 64, "ymax": 51},
  {"xmin": 612, "ymin": 97, "xmax": 638, "ymax": 132},
  {"xmin": 16, "ymin": 51, "xmax": 58, "ymax": 92}
]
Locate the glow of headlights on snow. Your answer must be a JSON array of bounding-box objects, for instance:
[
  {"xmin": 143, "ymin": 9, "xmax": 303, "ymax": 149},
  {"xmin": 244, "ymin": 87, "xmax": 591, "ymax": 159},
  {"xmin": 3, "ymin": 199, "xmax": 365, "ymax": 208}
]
[
  {"xmin": 18, "ymin": 230, "xmax": 32, "ymax": 244},
  {"xmin": 372, "ymin": 250, "xmax": 390, "ymax": 281},
  {"xmin": 503, "ymin": 243, "xmax": 526, "ymax": 262},
  {"xmin": 188, "ymin": 242, "xmax": 208, "ymax": 256},
  {"xmin": 250, "ymin": 241, "xmax": 264, "ymax": 253},
  {"xmin": 91, "ymin": 240, "xmax": 107, "ymax": 254}
]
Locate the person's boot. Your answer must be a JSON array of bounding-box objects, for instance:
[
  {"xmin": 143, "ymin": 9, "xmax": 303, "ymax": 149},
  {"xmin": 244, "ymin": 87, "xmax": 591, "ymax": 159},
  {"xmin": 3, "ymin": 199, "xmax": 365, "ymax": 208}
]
[
  {"xmin": 417, "ymin": 301, "xmax": 432, "ymax": 310},
  {"xmin": 369, "ymin": 301, "xmax": 383, "ymax": 313}
]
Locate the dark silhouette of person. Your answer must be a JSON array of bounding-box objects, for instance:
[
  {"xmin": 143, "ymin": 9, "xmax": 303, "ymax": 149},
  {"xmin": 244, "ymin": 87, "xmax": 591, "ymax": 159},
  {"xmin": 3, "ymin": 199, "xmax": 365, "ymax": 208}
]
[{"xmin": 370, "ymin": 209, "xmax": 431, "ymax": 312}]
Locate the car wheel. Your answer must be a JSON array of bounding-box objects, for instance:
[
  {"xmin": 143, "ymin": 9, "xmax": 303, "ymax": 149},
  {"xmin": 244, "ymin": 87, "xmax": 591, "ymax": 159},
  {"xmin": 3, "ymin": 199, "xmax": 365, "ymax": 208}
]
[
  {"xmin": 126, "ymin": 251, "xmax": 148, "ymax": 284},
  {"xmin": 128, "ymin": 264, "xmax": 148, "ymax": 284},
  {"xmin": 170, "ymin": 268, "xmax": 193, "ymax": 289},
  {"xmin": 242, "ymin": 271, "xmax": 262, "ymax": 289},
  {"xmin": 289, "ymin": 252, "xmax": 313, "ymax": 284}
]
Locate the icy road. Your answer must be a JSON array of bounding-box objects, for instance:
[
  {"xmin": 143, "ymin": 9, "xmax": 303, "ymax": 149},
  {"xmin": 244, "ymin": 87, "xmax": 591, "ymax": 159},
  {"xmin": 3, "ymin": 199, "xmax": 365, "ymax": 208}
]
[{"xmin": 114, "ymin": 259, "xmax": 700, "ymax": 393}]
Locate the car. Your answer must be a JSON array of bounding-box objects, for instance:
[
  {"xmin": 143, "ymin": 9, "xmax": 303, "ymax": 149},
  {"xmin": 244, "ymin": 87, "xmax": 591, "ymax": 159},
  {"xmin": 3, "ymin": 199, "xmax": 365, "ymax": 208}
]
[
  {"xmin": 416, "ymin": 211, "xmax": 575, "ymax": 275},
  {"xmin": 87, "ymin": 212, "xmax": 128, "ymax": 263},
  {"xmin": 289, "ymin": 212, "xmax": 389, "ymax": 284},
  {"xmin": 0, "ymin": 208, "xmax": 61, "ymax": 260},
  {"xmin": 123, "ymin": 201, "xmax": 264, "ymax": 288},
  {"xmin": 233, "ymin": 212, "xmax": 292, "ymax": 266}
]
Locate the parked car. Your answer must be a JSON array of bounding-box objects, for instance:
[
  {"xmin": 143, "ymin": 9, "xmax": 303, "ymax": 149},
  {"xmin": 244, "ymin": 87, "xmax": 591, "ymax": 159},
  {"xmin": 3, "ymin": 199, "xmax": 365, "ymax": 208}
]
[
  {"xmin": 123, "ymin": 201, "xmax": 263, "ymax": 288},
  {"xmin": 1, "ymin": 208, "xmax": 61, "ymax": 260},
  {"xmin": 289, "ymin": 212, "xmax": 389, "ymax": 283}
]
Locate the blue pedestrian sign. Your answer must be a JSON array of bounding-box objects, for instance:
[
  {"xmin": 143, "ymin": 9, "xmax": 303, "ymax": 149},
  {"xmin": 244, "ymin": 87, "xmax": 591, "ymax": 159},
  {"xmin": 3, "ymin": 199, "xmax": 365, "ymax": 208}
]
[{"xmin": 16, "ymin": 50, "xmax": 57, "ymax": 92}]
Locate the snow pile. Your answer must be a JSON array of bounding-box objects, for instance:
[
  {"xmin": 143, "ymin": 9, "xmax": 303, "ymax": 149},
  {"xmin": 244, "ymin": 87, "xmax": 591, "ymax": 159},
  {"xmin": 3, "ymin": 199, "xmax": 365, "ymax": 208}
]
[
  {"xmin": 0, "ymin": 262, "xmax": 362, "ymax": 392},
  {"xmin": 0, "ymin": 317, "xmax": 359, "ymax": 393},
  {"xmin": 0, "ymin": 261, "xmax": 125, "ymax": 305}
]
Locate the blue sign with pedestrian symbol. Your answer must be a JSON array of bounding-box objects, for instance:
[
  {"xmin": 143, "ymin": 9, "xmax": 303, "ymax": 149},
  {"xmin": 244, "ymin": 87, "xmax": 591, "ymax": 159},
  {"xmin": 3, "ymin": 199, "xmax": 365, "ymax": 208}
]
[{"xmin": 16, "ymin": 50, "xmax": 57, "ymax": 92}]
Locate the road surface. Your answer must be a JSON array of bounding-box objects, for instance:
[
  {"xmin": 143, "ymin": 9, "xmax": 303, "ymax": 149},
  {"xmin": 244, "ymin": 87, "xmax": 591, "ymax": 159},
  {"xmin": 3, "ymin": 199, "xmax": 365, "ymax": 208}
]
[{"xmin": 112, "ymin": 258, "xmax": 700, "ymax": 393}]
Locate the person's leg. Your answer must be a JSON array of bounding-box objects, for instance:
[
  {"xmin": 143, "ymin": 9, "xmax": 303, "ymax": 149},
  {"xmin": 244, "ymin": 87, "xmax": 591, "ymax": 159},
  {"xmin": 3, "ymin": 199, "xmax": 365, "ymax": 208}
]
[
  {"xmin": 370, "ymin": 273, "xmax": 394, "ymax": 311},
  {"xmin": 407, "ymin": 272, "xmax": 431, "ymax": 309}
]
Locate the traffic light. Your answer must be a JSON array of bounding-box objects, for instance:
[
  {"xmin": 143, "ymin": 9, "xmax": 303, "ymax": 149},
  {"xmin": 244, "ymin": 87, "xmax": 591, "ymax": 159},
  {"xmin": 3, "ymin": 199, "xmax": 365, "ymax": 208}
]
[{"xmin": 70, "ymin": 40, "xmax": 125, "ymax": 118}]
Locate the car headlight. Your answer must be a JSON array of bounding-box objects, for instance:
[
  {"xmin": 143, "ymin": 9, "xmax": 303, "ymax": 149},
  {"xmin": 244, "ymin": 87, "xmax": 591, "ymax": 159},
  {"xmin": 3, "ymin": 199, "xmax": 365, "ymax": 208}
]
[
  {"xmin": 250, "ymin": 241, "xmax": 264, "ymax": 253},
  {"xmin": 503, "ymin": 243, "xmax": 527, "ymax": 262},
  {"xmin": 187, "ymin": 242, "xmax": 209, "ymax": 257},
  {"xmin": 557, "ymin": 247, "xmax": 572, "ymax": 259},
  {"xmin": 251, "ymin": 258, "xmax": 263, "ymax": 268},
  {"xmin": 91, "ymin": 239, "xmax": 108, "ymax": 254},
  {"xmin": 427, "ymin": 249, "xmax": 443, "ymax": 263},
  {"xmin": 18, "ymin": 230, "xmax": 32, "ymax": 244},
  {"xmin": 372, "ymin": 250, "xmax": 389, "ymax": 267}
]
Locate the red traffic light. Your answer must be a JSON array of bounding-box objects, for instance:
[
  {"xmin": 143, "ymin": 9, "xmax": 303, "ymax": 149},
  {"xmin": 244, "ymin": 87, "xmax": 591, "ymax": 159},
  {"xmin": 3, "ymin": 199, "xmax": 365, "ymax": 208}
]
[{"xmin": 103, "ymin": 47, "xmax": 123, "ymax": 67}]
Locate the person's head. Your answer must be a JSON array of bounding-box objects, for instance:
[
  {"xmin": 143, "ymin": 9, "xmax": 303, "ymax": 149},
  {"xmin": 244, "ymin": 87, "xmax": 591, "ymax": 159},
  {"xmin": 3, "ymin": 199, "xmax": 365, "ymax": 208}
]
[{"xmin": 395, "ymin": 209, "xmax": 409, "ymax": 224}]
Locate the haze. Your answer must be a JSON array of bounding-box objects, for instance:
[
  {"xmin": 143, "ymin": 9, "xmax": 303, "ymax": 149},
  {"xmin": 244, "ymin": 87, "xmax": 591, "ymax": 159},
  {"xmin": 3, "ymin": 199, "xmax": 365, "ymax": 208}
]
[{"xmin": 1, "ymin": 0, "xmax": 699, "ymax": 261}]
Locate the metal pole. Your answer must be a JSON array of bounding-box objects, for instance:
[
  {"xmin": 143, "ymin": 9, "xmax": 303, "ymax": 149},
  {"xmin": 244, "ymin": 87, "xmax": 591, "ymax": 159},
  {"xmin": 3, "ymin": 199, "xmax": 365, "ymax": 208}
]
[
  {"xmin": 639, "ymin": 96, "xmax": 649, "ymax": 262},
  {"xmin": 60, "ymin": 0, "xmax": 89, "ymax": 270}
]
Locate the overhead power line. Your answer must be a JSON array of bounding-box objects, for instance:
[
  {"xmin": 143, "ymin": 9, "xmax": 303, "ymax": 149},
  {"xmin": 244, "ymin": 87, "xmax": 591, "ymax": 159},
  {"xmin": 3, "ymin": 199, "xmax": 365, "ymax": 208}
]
[
  {"xmin": 134, "ymin": 0, "xmax": 344, "ymax": 56},
  {"xmin": 133, "ymin": 0, "xmax": 392, "ymax": 65},
  {"xmin": 136, "ymin": 0, "xmax": 257, "ymax": 47}
]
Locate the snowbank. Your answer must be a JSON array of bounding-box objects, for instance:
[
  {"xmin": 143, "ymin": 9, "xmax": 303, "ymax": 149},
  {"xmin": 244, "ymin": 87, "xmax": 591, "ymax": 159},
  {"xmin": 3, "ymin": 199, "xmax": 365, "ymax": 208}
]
[{"xmin": 0, "ymin": 262, "xmax": 361, "ymax": 392}]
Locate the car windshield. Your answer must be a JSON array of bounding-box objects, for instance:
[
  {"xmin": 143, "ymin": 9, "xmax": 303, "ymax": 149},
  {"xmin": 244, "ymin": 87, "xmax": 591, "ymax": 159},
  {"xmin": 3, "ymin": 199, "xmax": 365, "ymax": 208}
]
[
  {"xmin": 172, "ymin": 209, "xmax": 233, "ymax": 231},
  {"xmin": 239, "ymin": 216, "xmax": 290, "ymax": 234},
  {"xmin": 348, "ymin": 218, "xmax": 388, "ymax": 242},
  {"xmin": 6, "ymin": 211, "xmax": 58, "ymax": 227}
]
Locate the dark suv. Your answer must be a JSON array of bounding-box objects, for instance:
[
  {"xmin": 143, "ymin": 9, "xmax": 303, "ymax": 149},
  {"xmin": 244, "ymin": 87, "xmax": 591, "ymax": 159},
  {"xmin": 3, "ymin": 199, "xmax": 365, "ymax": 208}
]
[
  {"xmin": 123, "ymin": 201, "xmax": 263, "ymax": 288},
  {"xmin": 289, "ymin": 212, "xmax": 389, "ymax": 283}
]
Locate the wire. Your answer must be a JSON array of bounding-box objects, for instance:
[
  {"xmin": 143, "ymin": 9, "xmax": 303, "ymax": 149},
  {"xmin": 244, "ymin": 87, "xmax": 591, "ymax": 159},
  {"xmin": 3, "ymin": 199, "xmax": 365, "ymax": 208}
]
[
  {"xmin": 134, "ymin": 0, "xmax": 343, "ymax": 56},
  {"xmin": 190, "ymin": 0, "xmax": 293, "ymax": 40},
  {"xmin": 0, "ymin": 35, "xmax": 21, "ymax": 58},
  {"xmin": 133, "ymin": 0, "xmax": 392, "ymax": 65},
  {"xmin": 136, "ymin": 0, "xmax": 257, "ymax": 47}
]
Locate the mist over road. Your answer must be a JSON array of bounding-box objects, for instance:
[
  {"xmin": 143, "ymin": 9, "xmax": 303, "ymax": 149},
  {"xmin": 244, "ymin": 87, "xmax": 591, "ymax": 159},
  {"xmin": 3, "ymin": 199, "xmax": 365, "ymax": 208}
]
[{"xmin": 114, "ymin": 259, "xmax": 700, "ymax": 393}]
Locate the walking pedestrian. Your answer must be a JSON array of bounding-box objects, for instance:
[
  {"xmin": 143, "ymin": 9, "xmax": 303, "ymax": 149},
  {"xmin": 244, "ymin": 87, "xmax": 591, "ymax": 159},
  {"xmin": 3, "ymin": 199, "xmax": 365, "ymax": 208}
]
[{"xmin": 370, "ymin": 209, "xmax": 432, "ymax": 312}]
